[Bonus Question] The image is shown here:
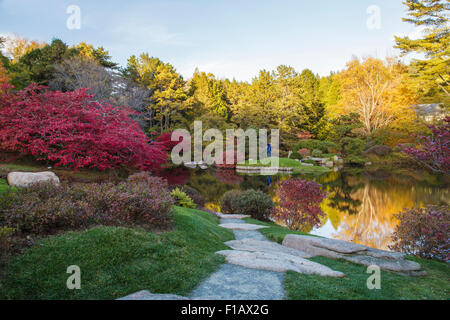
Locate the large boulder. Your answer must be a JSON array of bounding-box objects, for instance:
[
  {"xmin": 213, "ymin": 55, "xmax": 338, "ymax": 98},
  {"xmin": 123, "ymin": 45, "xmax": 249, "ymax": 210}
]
[
  {"xmin": 363, "ymin": 145, "xmax": 393, "ymax": 157},
  {"xmin": 7, "ymin": 171, "xmax": 60, "ymax": 188},
  {"xmin": 282, "ymin": 234, "xmax": 424, "ymax": 275}
]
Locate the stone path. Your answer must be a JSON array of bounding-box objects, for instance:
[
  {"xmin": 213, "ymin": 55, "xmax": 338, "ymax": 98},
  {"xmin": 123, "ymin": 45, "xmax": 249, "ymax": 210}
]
[
  {"xmin": 189, "ymin": 215, "xmax": 286, "ymax": 300},
  {"xmin": 118, "ymin": 213, "xmax": 425, "ymax": 300}
]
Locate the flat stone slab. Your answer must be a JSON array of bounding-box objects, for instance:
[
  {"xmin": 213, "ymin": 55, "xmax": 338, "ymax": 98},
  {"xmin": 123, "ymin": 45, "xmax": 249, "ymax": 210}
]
[
  {"xmin": 216, "ymin": 213, "xmax": 250, "ymax": 219},
  {"xmin": 225, "ymin": 239, "xmax": 312, "ymax": 259},
  {"xmin": 282, "ymin": 234, "xmax": 422, "ymax": 274},
  {"xmin": 284, "ymin": 234, "xmax": 367, "ymax": 254},
  {"xmin": 217, "ymin": 250, "xmax": 344, "ymax": 277},
  {"xmin": 233, "ymin": 230, "xmax": 268, "ymax": 241},
  {"xmin": 117, "ymin": 290, "xmax": 189, "ymax": 300},
  {"xmin": 219, "ymin": 223, "xmax": 268, "ymax": 231},
  {"xmin": 189, "ymin": 263, "xmax": 285, "ymax": 300}
]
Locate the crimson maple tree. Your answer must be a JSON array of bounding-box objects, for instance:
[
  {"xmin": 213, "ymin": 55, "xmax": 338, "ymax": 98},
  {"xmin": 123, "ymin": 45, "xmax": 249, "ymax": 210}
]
[{"xmin": 0, "ymin": 84, "xmax": 168, "ymax": 171}]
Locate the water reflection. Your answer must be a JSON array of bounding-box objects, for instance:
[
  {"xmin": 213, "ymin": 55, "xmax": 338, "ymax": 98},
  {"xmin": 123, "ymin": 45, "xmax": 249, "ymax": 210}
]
[{"xmin": 161, "ymin": 167, "xmax": 449, "ymax": 250}]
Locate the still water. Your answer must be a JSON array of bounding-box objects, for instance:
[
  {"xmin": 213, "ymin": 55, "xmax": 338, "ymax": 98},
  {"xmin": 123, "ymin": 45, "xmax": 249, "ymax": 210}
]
[{"xmin": 160, "ymin": 167, "xmax": 449, "ymax": 250}]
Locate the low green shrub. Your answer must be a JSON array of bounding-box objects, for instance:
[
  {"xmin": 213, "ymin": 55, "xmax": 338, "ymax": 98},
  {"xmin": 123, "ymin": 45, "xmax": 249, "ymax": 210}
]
[
  {"xmin": 311, "ymin": 149, "xmax": 323, "ymax": 157},
  {"xmin": 340, "ymin": 137, "xmax": 365, "ymax": 156},
  {"xmin": 290, "ymin": 152, "xmax": 303, "ymax": 160},
  {"xmin": 294, "ymin": 139, "xmax": 337, "ymax": 154},
  {"xmin": 220, "ymin": 190, "xmax": 242, "ymax": 214},
  {"xmin": 344, "ymin": 155, "xmax": 367, "ymax": 166},
  {"xmin": 236, "ymin": 189, "xmax": 274, "ymax": 221},
  {"xmin": 171, "ymin": 188, "xmax": 196, "ymax": 209}
]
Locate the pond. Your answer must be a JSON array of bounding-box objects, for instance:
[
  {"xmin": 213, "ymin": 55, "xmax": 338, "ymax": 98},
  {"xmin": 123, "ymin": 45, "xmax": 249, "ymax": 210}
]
[{"xmin": 159, "ymin": 167, "xmax": 450, "ymax": 250}]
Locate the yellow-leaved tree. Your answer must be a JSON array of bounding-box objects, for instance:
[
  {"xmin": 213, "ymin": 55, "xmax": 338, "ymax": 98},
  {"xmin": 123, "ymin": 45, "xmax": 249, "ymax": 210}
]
[{"xmin": 332, "ymin": 57, "xmax": 418, "ymax": 137}]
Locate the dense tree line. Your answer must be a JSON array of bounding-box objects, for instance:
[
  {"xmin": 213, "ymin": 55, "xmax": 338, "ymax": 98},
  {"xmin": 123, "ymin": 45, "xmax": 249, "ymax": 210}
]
[{"xmin": 0, "ymin": 0, "xmax": 448, "ymax": 154}]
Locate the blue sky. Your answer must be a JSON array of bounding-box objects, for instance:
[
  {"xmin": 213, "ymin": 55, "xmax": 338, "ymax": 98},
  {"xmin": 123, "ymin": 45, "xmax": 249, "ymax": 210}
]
[{"xmin": 0, "ymin": 0, "xmax": 419, "ymax": 81}]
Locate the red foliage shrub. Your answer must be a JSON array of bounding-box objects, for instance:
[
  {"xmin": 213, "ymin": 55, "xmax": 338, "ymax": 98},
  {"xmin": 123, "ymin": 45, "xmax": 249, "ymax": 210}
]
[
  {"xmin": 272, "ymin": 178, "xmax": 327, "ymax": 231},
  {"xmin": 297, "ymin": 148, "xmax": 311, "ymax": 157},
  {"xmin": 401, "ymin": 117, "xmax": 450, "ymax": 174},
  {"xmin": 0, "ymin": 85, "xmax": 167, "ymax": 171},
  {"xmin": 297, "ymin": 131, "xmax": 315, "ymax": 140},
  {"xmin": 390, "ymin": 205, "xmax": 449, "ymax": 261}
]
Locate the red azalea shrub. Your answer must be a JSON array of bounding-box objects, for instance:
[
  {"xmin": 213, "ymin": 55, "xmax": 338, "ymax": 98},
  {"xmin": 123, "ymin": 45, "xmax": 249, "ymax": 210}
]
[
  {"xmin": 401, "ymin": 117, "xmax": 450, "ymax": 174},
  {"xmin": 272, "ymin": 178, "xmax": 327, "ymax": 231},
  {"xmin": 390, "ymin": 205, "xmax": 449, "ymax": 262},
  {"xmin": 297, "ymin": 131, "xmax": 315, "ymax": 140},
  {"xmin": 0, "ymin": 84, "xmax": 167, "ymax": 171},
  {"xmin": 297, "ymin": 148, "xmax": 311, "ymax": 157}
]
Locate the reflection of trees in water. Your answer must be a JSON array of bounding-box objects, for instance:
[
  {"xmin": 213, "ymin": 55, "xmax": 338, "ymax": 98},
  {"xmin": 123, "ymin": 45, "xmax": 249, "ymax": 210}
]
[
  {"xmin": 317, "ymin": 171, "xmax": 364, "ymax": 216},
  {"xmin": 337, "ymin": 184, "xmax": 394, "ymax": 249},
  {"xmin": 157, "ymin": 168, "xmax": 191, "ymax": 185},
  {"xmin": 214, "ymin": 169, "xmax": 244, "ymax": 185},
  {"xmin": 166, "ymin": 166, "xmax": 448, "ymax": 250},
  {"xmin": 324, "ymin": 172, "xmax": 450, "ymax": 250}
]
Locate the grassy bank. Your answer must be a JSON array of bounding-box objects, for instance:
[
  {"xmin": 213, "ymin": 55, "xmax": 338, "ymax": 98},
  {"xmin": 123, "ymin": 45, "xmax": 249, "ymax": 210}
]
[
  {"xmin": 284, "ymin": 256, "xmax": 449, "ymax": 300},
  {"xmin": 238, "ymin": 157, "xmax": 330, "ymax": 174},
  {"xmin": 246, "ymin": 217, "xmax": 449, "ymax": 299},
  {"xmin": 0, "ymin": 178, "xmax": 15, "ymax": 193},
  {"xmin": 0, "ymin": 206, "xmax": 234, "ymax": 300}
]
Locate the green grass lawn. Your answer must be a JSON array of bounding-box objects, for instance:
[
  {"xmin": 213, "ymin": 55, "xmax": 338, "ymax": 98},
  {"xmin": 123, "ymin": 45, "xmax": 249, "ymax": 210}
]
[
  {"xmin": 0, "ymin": 178, "xmax": 15, "ymax": 193},
  {"xmin": 0, "ymin": 206, "xmax": 234, "ymax": 300},
  {"xmin": 238, "ymin": 157, "xmax": 330, "ymax": 174},
  {"xmin": 284, "ymin": 256, "xmax": 449, "ymax": 300}
]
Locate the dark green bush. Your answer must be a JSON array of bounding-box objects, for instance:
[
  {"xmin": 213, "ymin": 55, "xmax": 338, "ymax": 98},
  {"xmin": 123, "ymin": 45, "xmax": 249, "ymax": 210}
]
[
  {"xmin": 340, "ymin": 137, "xmax": 365, "ymax": 156},
  {"xmin": 290, "ymin": 152, "xmax": 303, "ymax": 160},
  {"xmin": 235, "ymin": 189, "xmax": 274, "ymax": 221},
  {"xmin": 220, "ymin": 190, "xmax": 242, "ymax": 214},
  {"xmin": 294, "ymin": 139, "xmax": 337, "ymax": 154}
]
